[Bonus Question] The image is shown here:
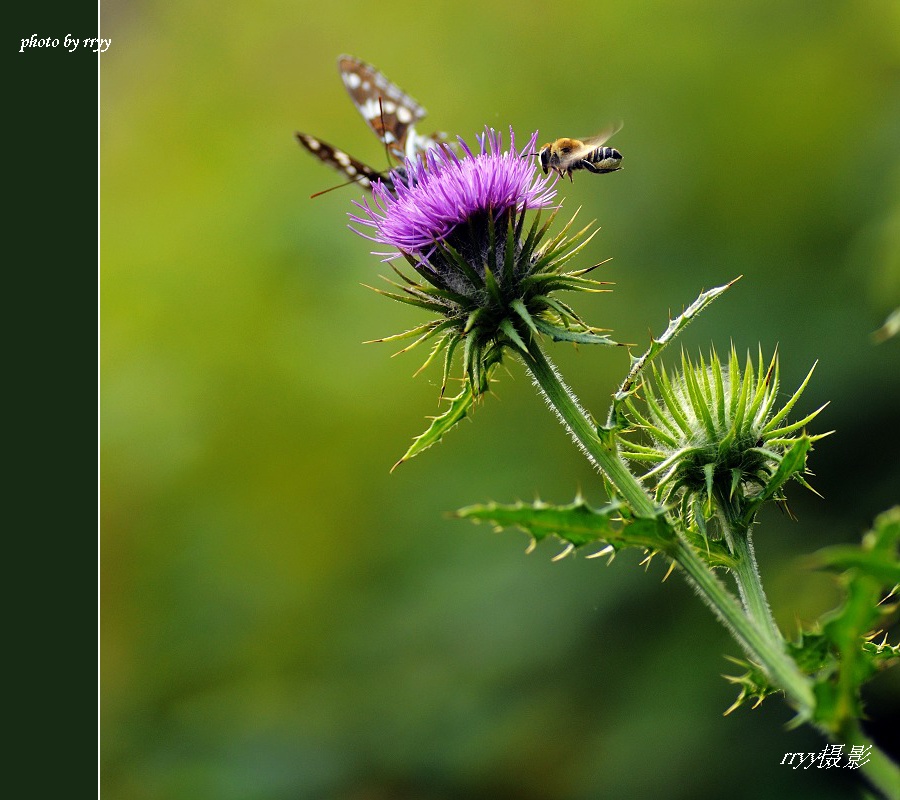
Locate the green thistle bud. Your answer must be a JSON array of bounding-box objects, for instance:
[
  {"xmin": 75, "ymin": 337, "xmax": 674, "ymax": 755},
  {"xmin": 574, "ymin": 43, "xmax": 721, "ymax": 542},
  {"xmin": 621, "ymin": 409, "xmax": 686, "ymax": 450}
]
[{"xmin": 620, "ymin": 346, "xmax": 830, "ymax": 526}]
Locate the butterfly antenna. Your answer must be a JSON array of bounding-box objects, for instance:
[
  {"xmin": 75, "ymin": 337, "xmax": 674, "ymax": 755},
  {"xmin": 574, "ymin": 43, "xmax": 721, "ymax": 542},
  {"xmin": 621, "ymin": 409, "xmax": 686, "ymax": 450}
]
[{"xmin": 309, "ymin": 175, "xmax": 370, "ymax": 199}]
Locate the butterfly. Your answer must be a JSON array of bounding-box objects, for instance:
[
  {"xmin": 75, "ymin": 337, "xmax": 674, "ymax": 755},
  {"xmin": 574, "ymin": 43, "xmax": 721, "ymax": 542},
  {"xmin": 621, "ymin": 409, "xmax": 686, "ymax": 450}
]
[{"xmin": 295, "ymin": 54, "xmax": 446, "ymax": 195}]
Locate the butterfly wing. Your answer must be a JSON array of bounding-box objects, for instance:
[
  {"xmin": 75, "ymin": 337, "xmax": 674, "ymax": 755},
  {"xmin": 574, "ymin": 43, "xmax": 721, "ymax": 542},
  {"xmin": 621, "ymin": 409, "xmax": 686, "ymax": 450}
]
[
  {"xmin": 294, "ymin": 132, "xmax": 393, "ymax": 193},
  {"xmin": 338, "ymin": 54, "xmax": 429, "ymax": 160}
]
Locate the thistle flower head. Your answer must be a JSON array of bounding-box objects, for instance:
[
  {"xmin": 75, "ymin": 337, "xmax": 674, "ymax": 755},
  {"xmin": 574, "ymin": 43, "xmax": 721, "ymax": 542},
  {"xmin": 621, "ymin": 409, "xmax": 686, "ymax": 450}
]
[
  {"xmin": 353, "ymin": 127, "xmax": 557, "ymax": 254},
  {"xmin": 620, "ymin": 347, "xmax": 829, "ymax": 525},
  {"xmin": 350, "ymin": 127, "xmax": 617, "ymax": 396}
]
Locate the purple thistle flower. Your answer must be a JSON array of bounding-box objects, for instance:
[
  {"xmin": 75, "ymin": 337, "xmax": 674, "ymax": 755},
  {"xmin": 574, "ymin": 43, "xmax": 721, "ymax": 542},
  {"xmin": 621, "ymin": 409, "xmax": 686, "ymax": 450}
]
[
  {"xmin": 351, "ymin": 125, "xmax": 617, "ymax": 405},
  {"xmin": 350, "ymin": 127, "xmax": 557, "ymax": 255}
]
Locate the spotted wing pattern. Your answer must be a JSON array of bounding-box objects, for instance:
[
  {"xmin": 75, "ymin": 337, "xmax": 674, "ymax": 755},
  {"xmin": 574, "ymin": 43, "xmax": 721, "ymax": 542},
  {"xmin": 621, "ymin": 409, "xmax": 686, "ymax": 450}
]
[
  {"xmin": 294, "ymin": 132, "xmax": 394, "ymax": 193},
  {"xmin": 337, "ymin": 54, "xmax": 428, "ymax": 160},
  {"xmin": 296, "ymin": 55, "xmax": 440, "ymax": 195}
]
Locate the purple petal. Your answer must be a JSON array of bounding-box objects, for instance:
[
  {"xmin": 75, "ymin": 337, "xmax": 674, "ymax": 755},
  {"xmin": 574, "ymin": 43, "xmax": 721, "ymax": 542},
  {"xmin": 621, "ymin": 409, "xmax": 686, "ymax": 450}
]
[{"xmin": 350, "ymin": 127, "xmax": 558, "ymax": 255}]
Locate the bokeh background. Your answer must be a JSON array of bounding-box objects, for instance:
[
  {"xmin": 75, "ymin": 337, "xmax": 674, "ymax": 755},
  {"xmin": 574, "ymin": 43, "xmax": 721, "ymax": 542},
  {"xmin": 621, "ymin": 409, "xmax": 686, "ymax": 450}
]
[{"xmin": 101, "ymin": 1, "xmax": 899, "ymax": 798}]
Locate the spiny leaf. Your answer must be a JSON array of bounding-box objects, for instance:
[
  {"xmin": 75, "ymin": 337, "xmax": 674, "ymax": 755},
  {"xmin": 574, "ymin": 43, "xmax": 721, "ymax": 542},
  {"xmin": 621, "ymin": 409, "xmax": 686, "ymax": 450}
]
[
  {"xmin": 722, "ymin": 655, "xmax": 780, "ymax": 715},
  {"xmin": 811, "ymin": 508, "xmax": 900, "ymax": 732},
  {"xmin": 392, "ymin": 383, "xmax": 476, "ymax": 471},
  {"xmin": 455, "ymin": 497, "xmax": 677, "ymax": 554},
  {"xmin": 533, "ymin": 318, "xmax": 619, "ymax": 346},
  {"xmin": 808, "ymin": 507, "xmax": 900, "ymax": 585},
  {"xmin": 808, "ymin": 549, "xmax": 900, "ymax": 586},
  {"xmin": 862, "ymin": 631, "xmax": 900, "ymax": 664},
  {"xmin": 743, "ymin": 436, "xmax": 810, "ymax": 519},
  {"xmin": 680, "ymin": 526, "xmax": 736, "ymax": 570},
  {"xmin": 607, "ymin": 279, "xmax": 739, "ymax": 428}
]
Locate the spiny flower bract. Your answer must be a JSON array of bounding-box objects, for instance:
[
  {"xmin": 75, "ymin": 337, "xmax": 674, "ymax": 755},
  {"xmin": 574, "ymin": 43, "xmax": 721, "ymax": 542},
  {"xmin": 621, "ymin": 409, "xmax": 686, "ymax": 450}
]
[
  {"xmin": 350, "ymin": 127, "xmax": 617, "ymax": 396},
  {"xmin": 619, "ymin": 347, "xmax": 830, "ymax": 527}
]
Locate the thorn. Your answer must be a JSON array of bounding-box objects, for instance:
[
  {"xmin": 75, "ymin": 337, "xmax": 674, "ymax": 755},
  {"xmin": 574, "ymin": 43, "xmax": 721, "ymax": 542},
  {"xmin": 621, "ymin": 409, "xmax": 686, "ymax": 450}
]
[
  {"xmin": 662, "ymin": 560, "xmax": 676, "ymax": 582},
  {"xmin": 878, "ymin": 586, "xmax": 898, "ymax": 606},
  {"xmin": 800, "ymin": 478, "xmax": 825, "ymax": 499},
  {"xmin": 586, "ymin": 544, "xmax": 615, "ymax": 560},
  {"xmin": 524, "ymin": 538, "xmax": 537, "ymax": 555},
  {"xmin": 552, "ymin": 542, "xmax": 576, "ymax": 562},
  {"xmin": 723, "ymin": 696, "xmax": 742, "ymax": 716}
]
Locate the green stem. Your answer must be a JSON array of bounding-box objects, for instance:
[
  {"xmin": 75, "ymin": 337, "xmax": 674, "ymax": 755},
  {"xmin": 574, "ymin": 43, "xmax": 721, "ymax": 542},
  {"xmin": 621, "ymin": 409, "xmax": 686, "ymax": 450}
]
[
  {"xmin": 518, "ymin": 336, "xmax": 657, "ymax": 517},
  {"xmin": 716, "ymin": 500, "xmax": 783, "ymax": 646},
  {"xmin": 518, "ymin": 337, "xmax": 815, "ymax": 715},
  {"xmin": 841, "ymin": 719, "xmax": 900, "ymax": 800},
  {"xmin": 669, "ymin": 535, "xmax": 814, "ymax": 714}
]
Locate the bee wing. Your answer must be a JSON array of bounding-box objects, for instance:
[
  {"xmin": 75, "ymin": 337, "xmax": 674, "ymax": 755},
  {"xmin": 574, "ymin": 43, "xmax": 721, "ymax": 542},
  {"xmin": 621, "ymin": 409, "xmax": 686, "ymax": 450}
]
[
  {"xmin": 579, "ymin": 121, "xmax": 624, "ymax": 149},
  {"xmin": 338, "ymin": 55, "xmax": 428, "ymax": 156},
  {"xmin": 555, "ymin": 139, "xmax": 608, "ymax": 164}
]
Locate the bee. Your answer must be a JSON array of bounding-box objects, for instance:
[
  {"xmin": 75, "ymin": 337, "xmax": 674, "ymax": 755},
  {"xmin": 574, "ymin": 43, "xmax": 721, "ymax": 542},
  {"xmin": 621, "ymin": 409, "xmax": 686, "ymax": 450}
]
[{"xmin": 538, "ymin": 123, "xmax": 623, "ymax": 182}]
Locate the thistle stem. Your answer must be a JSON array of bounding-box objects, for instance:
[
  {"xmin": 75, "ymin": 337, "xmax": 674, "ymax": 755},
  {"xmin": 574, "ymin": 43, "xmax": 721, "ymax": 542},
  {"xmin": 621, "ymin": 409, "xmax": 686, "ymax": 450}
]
[
  {"xmin": 842, "ymin": 719, "xmax": 900, "ymax": 800},
  {"xmin": 716, "ymin": 499, "xmax": 783, "ymax": 646},
  {"xmin": 518, "ymin": 336, "xmax": 815, "ymax": 715},
  {"xmin": 668, "ymin": 536, "xmax": 815, "ymax": 715},
  {"xmin": 518, "ymin": 336, "xmax": 657, "ymax": 517}
]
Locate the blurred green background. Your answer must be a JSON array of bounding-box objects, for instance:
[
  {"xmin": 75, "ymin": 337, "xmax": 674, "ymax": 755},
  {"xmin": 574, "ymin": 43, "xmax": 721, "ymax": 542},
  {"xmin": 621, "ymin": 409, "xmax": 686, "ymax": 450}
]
[{"xmin": 101, "ymin": 1, "xmax": 899, "ymax": 798}]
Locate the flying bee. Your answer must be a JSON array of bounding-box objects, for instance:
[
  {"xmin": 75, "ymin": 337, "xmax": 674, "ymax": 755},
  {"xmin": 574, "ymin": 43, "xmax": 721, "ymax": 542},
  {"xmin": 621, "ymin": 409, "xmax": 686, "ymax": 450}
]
[{"xmin": 538, "ymin": 123, "xmax": 623, "ymax": 182}]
